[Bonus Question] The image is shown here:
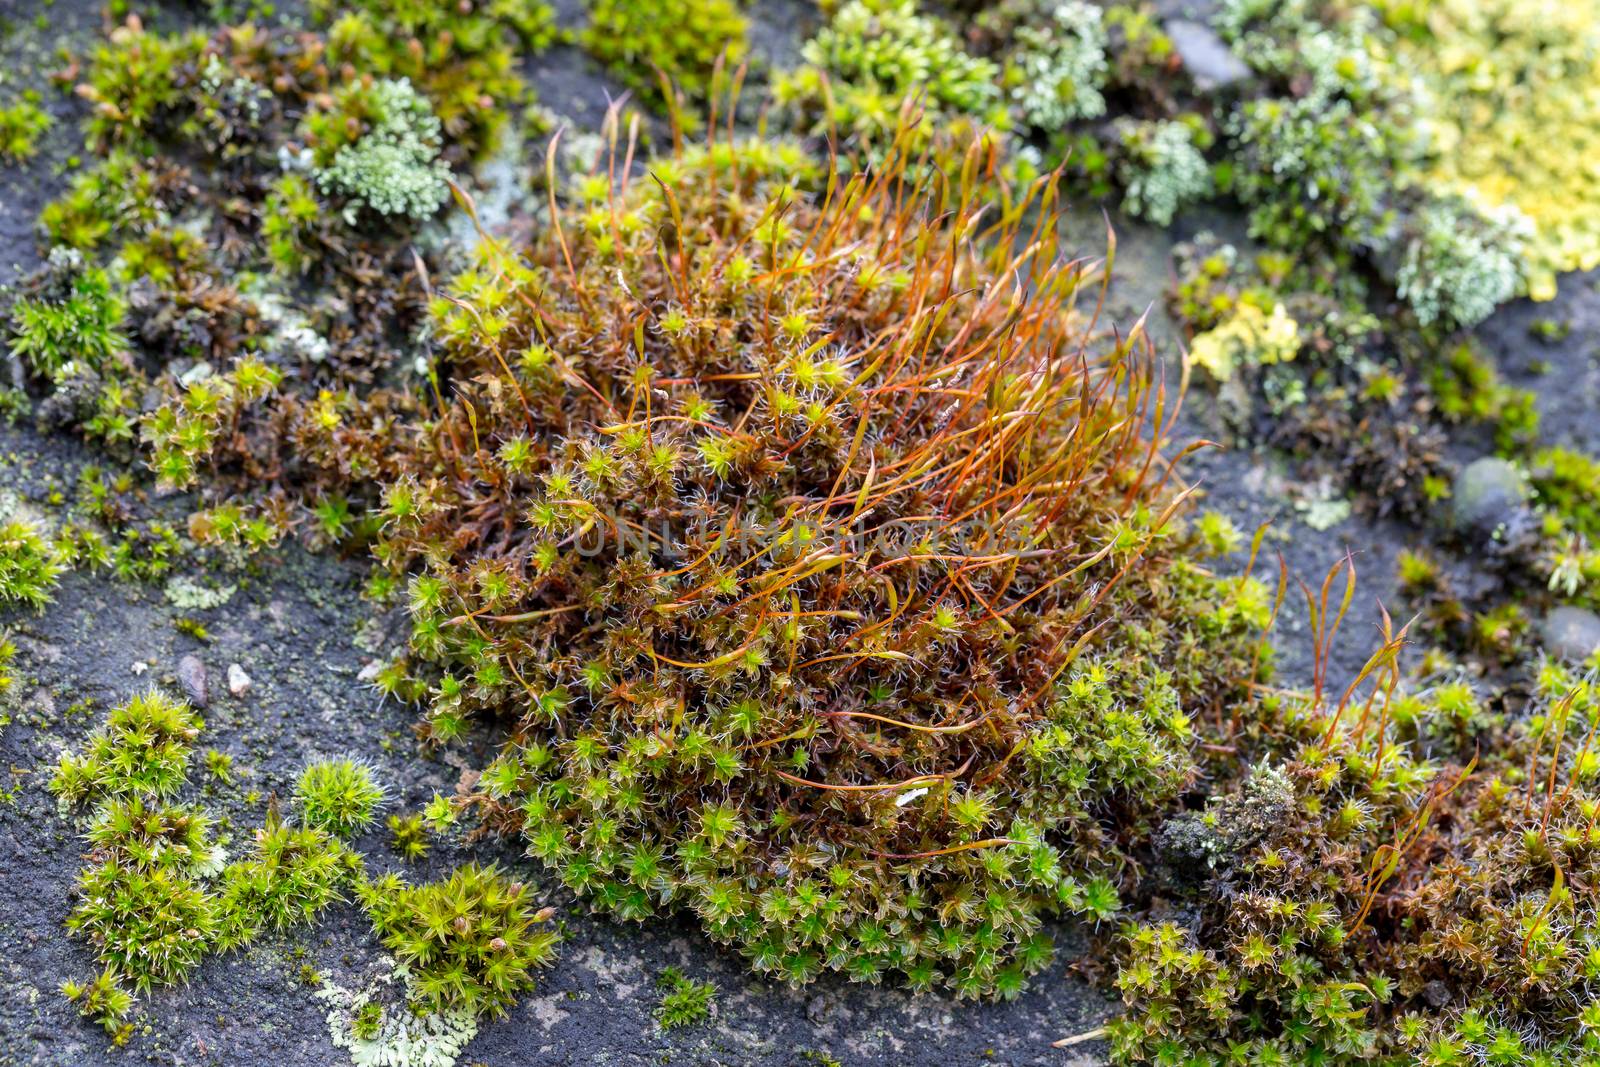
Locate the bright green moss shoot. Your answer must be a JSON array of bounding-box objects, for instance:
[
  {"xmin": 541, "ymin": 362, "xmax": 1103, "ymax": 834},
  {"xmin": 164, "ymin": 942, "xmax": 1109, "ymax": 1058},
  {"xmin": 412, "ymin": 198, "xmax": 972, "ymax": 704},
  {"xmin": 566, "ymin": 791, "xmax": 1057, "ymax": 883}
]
[
  {"xmin": 295, "ymin": 758, "xmax": 386, "ymax": 838},
  {"xmin": 0, "ymin": 519, "xmax": 66, "ymax": 612},
  {"xmin": 581, "ymin": 0, "xmax": 748, "ymax": 105},
  {"xmin": 49, "ymin": 690, "xmax": 200, "ymax": 806},
  {"xmin": 0, "ymin": 99, "xmax": 51, "ymax": 162},
  {"xmin": 359, "ymin": 863, "xmax": 559, "ymax": 1018},
  {"xmin": 654, "ymin": 966, "xmax": 716, "ymax": 1030}
]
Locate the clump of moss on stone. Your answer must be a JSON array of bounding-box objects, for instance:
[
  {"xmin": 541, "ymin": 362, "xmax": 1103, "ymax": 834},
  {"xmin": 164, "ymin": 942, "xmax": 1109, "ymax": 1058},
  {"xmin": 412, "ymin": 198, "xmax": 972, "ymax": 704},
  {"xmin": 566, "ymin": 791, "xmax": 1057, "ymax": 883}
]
[
  {"xmin": 5, "ymin": 248, "xmax": 126, "ymax": 384},
  {"xmin": 0, "ymin": 518, "xmax": 66, "ymax": 611},
  {"xmin": 314, "ymin": 0, "xmax": 557, "ymax": 162},
  {"xmin": 387, "ymin": 812, "xmax": 428, "ymax": 861},
  {"xmin": 775, "ymin": 0, "xmax": 1001, "ymax": 154},
  {"xmin": 0, "ymin": 97, "xmax": 51, "ymax": 162},
  {"xmin": 49, "ymin": 690, "xmax": 200, "ymax": 805},
  {"xmin": 53, "ymin": 690, "xmax": 214, "ymax": 993},
  {"xmin": 61, "ymin": 968, "xmax": 134, "ymax": 1044},
  {"xmin": 654, "ymin": 966, "xmax": 716, "ymax": 1030},
  {"xmin": 214, "ymin": 820, "xmax": 361, "ymax": 947},
  {"xmin": 581, "ymin": 0, "xmax": 747, "ymax": 109},
  {"xmin": 1106, "ymin": 601, "xmax": 1600, "ymax": 1063},
  {"xmin": 358, "ymin": 863, "xmax": 559, "ymax": 1017},
  {"xmin": 373, "ymin": 115, "xmax": 1267, "ymax": 997},
  {"xmin": 295, "ymin": 758, "xmax": 386, "ymax": 838},
  {"xmin": 51, "ymin": 694, "xmax": 377, "ymax": 1042},
  {"xmin": 12, "ymin": 15, "xmax": 474, "ymax": 563}
]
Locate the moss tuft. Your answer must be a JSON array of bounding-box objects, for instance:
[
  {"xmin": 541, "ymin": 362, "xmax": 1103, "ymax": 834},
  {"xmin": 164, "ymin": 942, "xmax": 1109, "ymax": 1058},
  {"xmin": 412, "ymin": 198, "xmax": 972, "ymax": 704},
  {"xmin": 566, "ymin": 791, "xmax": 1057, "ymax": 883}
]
[
  {"xmin": 0, "ymin": 518, "xmax": 66, "ymax": 611},
  {"xmin": 581, "ymin": 0, "xmax": 747, "ymax": 108},
  {"xmin": 359, "ymin": 863, "xmax": 559, "ymax": 1018},
  {"xmin": 296, "ymin": 759, "xmax": 386, "ymax": 839},
  {"xmin": 382, "ymin": 123, "xmax": 1265, "ymax": 996}
]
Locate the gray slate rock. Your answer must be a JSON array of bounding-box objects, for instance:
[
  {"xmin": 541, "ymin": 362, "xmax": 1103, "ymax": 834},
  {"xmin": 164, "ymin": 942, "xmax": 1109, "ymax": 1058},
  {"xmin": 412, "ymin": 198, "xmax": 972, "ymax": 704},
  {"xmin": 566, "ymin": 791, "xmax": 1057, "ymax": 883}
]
[
  {"xmin": 1166, "ymin": 19, "xmax": 1252, "ymax": 90},
  {"xmin": 1544, "ymin": 606, "xmax": 1600, "ymax": 662}
]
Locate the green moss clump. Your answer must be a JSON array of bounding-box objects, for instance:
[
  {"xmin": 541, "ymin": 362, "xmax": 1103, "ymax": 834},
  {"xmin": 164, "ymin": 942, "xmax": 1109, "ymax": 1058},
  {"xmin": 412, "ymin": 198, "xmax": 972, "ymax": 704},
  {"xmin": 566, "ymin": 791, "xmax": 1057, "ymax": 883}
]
[
  {"xmin": 49, "ymin": 690, "xmax": 200, "ymax": 805},
  {"xmin": 68, "ymin": 861, "xmax": 219, "ymax": 991},
  {"xmin": 215, "ymin": 822, "xmax": 360, "ymax": 947},
  {"xmin": 52, "ymin": 695, "xmax": 368, "ymax": 1029},
  {"xmin": 581, "ymin": 0, "xmax": 748, "ymax": 108},
  {"xmin": 654, "ymin": 966, "xmax": 716, "ymax": 1029},
  {"xmin": 1531, "ymin": 447, "xmax": 1600, "ymax": 543},
  {"xmin": 86, "ymin": 797, "xmax": 216, "ymax": 872},
  {"xmin": 1426, "ymin": 341, "xmax": 1540, "ymax": 454},
  {"xmin": 0, "ymin": 518, "xmax": 66, "ymax": 612},
  {"xmin": 295, "ymin": 758, "xmax": 386, "ymax": 838},
  {"xmin": 0, "ymin": 98, "xmax": 51, "ymax": 162},
  {"xmin": 775, "ymin": 0, "xmax": 1000, "ymax": 153},
  {"xmin": 54, "ymin": 690, "xmax": 213, "ymax": 992},
  {"xmin": 75, "ymin": 19, "xmax": 200, "ymax": 152},
  {"xmin": 387, "ymin": 812, "xmax": 428, "ymax": 861},
  {"xmin": 1226, "ymin": 87, "xmax": 1396, "ymax": 266},
  {"xmin": 1111, "ymin": 646, "xmax": 1600, "ymax": 1063},
  {"xmin": 359, "ymin": 863, "xmax": 559, "ymax": 1018},
  {"xmin": 6, "ymin": 249, "xmax": 126, "ymax": 382},
  {"xmin": 315, "ymin": 0, "xmax": 557, "ymax": 162},
  {"xmin": 61, "ymin": 969, "xmax": 134, "ymax": 1043},
  {"xmin": 377, "ymin": 127, "xmax": 1265, "ymax": 997}
]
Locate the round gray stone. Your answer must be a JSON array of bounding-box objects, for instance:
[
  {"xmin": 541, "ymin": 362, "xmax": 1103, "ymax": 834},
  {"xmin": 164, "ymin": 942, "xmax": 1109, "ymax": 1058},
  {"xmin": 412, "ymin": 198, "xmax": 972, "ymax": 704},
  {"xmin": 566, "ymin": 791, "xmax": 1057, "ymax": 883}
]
[
  {"xmin": 1166, "ymin": 19, "xmax": 1253, "ymax": 91},
  {"xmin": 1543, "ymin": 606, "xmax": 1600, "ymax": 662},
  {"xmin": 1450, "ymin": 457, "xmax": 1529, "ymax": 538}
]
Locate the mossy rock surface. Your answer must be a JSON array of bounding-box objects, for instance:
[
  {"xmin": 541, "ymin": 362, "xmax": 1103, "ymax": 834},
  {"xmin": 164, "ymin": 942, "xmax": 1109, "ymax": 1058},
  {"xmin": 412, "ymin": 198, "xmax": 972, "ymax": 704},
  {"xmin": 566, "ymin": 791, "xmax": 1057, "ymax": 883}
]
[{"xmin": 5, "ymin": 0, "xmax": 1600, "ymax": 1064}]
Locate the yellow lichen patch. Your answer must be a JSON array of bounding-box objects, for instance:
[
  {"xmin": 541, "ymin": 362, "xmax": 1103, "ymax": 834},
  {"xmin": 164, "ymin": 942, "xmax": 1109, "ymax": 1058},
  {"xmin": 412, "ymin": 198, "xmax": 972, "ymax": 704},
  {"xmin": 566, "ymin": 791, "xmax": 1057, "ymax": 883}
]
[
  {"xmin": 1379, "ymin": 0, "xmax": 1600, "ymax": 299},
  {"xmin": 1187, "ymin": 302, "xmax": 1300, "ymax": 382}
]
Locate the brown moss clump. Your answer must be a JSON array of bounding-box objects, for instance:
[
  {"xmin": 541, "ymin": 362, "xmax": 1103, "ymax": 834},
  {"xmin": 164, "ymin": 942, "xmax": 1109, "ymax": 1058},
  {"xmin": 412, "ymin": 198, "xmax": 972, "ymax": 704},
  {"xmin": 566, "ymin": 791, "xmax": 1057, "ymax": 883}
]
[
  {"xmin": 1111, "ymin": 593, "xmax": 1600, "ymax": 1064},
  {"xmin": 371, "ymin": 118, "xmax": 1267, "ymax": 996}
]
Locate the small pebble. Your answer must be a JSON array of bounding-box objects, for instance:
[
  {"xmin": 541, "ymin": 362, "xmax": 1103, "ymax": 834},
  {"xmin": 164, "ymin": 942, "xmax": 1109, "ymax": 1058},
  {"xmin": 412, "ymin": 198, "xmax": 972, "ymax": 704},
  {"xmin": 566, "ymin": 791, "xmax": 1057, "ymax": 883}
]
[
  {"xmin": 177, "ymin": 654, "xmax": 208, "ymax": 708},
  {"xmin": 1166, "ymin": 19, "xmax": 1252, "ymax": 91},
  {"xmin": 1450, "ymin": 457, "xmax": 1529, "ymax": 540},
  {"xmin": 1543, "ymin": 606, "xmax": 1600, "ymax": 663},
  {"xmin": 227, "ymin": 663, "xmax": 252, "ymax": 697}
]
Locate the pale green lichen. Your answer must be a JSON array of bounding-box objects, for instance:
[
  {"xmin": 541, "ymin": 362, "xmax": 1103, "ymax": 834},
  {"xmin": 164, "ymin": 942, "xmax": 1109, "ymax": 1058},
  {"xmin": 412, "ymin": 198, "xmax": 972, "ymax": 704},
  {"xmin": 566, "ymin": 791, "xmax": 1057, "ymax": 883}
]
[
  {"xmin": 163, "ymin": 575, "xmax": 236, "ymax": 611},
  {"xmin": 1115, "ymin": 118, "xmax": 1211, "ymax": 227},
  {"xmin": 1397, "ymin": 193, "xmax": 1531, "ymax": 329},
  {"xmin": 314, "ymin": 79, "xmax": 450, "ymax": 226},
  {"xmin": 315, "ymin": 962, "xmax": 479, "ymax": 1067},
  {"xmin": 998, "ymin": 0, "xmax": 1109, "ymax": 129}
]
